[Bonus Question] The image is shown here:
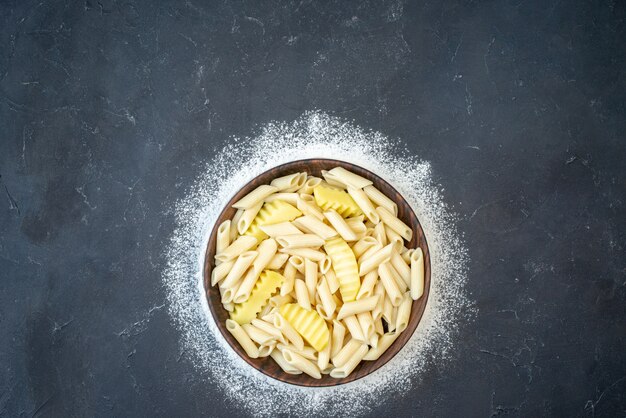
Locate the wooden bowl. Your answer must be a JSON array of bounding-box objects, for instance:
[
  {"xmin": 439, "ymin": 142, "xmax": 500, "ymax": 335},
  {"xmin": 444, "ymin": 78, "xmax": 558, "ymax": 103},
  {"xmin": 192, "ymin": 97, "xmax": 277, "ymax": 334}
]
[{"xmin": 203, "ymin": 159, "xmax": 431, "ymax": 387}]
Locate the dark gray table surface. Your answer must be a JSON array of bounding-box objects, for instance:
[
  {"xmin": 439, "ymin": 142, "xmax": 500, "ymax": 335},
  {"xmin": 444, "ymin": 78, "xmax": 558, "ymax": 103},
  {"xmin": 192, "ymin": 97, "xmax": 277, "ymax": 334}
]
[{"xmin": 1, "ymin": 0, "xmax": 624, "ymax": 416}]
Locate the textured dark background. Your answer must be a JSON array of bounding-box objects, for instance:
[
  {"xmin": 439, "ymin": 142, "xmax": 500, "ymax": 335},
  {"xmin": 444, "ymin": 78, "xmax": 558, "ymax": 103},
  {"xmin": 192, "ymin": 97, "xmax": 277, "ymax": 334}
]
[{"xmin": 1, "ymin": 0, "xmax": 625, "ymax": 416}]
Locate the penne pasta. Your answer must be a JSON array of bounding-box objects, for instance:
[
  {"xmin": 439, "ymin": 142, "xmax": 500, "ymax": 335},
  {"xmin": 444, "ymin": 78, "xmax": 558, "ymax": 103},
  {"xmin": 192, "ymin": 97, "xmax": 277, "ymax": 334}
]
[
  {"xmin": 229, "ymin": 209, "xmax": 244, "ymax": 242},
  {"xmin": 385, "ymin": 225, "xmax": 404, "ymax": 251},
  {"xmin": 297, "ymin": 194, "xmax": 325, "ymax": 221},
  {"xmin": 331, "ymin": 339, "xmax": 361, "ymax": 368},
  {"xmin": 242, "ymin": 323, "xmax": 274, "ymax": 345},
  {"xmin": 410, "ymin": 247, "xmax": 425, "ymax": 300},
  {"xmin": 359, "ymin": 243, "xmax": 394, "ymax": 276},
  {"xmin": 282, "ymin": 173, "xmax": 308, "ymax": 193},
  {"xmin": 371, "ymin": 281, "xmax": 385, "ymax": 321},
  {"xmin": 356, "ymin": 311, "xmax": 374, "ymax": 339},
  {"xmin": 391, "ymin": 250, "xmax": 411, "ymax": 288},
  {"xmin": 233, "ymin": 185, "xmax": 279, "ymax": 209},
  {"xmin": 276, "ymin": 234, "xmax": 325, "ymax": 249},
  {"xmin": 373, "ymin": 222, "xmax": 387, "ymax": 246},
  {"xmin": 258, "ymin": 343, "xmax": 275, "ymax": 357},
  {"xmin": 259, "ymin": 221, "xmax": 302, "ymax": 237},
  {"xmin": 237, "ymin": 201, "xmax": 263, "ymax": 234},
  {"xmin": 298, "ymin": 176, "xmax": 322, "ymax": 195},
  {"xmin": 273, "ymin": 313, "xmax": 304, "ymax": 350},
  {"xmin": 280, "ymin": 260, "xmax": 297, "ymax": 296},
  {"xmin": 356, "ymin": 270, "xmax": 378, "ymax": 300},
  {"xmin": 317, "ymin": 277, "xmax": 337, "ymax": 318},
  {"xmin": 321, "ymin": 169, "xmax": 348, "ymax": 188},
  {"xmin": 395, "ymin": 292, "xmax": 412, "ymax": 333},
  {"xmin": 363, "ymin": 185, "xmax": 398, "ymax": 216},
  {"xmin": 362, "ymin": 331, "xmax": 401, "ymax": 361},
  {"xmin": 251, "ymin": 318, "xmax": 284, "ymax": 342},
  {"xmin": 294, "ymin": 279, "xmax": 311, "ymax": 310},
  {"xmin": 270, "ymin": 173, "xmax": 304, "ymax": 191},
  {"xmin": 264, "ymin": 192, "xmax": 299, "ymax": 205},
  {"xmin": 319, "ymin": 256, "xmax": 331, "ymax": 274},
  {"xmin": 280, "ymin": 248, "xmax": 326, "ymax": 262},
  {"xmin": 331, "ymin": 319, "xmax": 346, "ymax": 358},
  {"xmin": 215, "ymin": 235, "xmax": 258, "ymax": 263},
  {"xmin": 345, "ymin": 217, "xmax": 367, "ymax": 238},
  {"xmin": 374, "ymin": 317, "xmax": 384, "ymax": 335},
  {"xmin": 304, "ymin": 258, "xmax": 318, "ymax": 300},
  {"xmin": 277, "ymin": 343, "xmax": 318, "ymax": 361},
  {"xmin": 343, "ymin": 315, "xmax": 366, "ymax": 343},
  {"xmin": 211, "ymin": 259, "xmax": 235, "ymax": 286},
  {"xmin": 376, "ymin": 206, "xmax": 412, "ymax": 241},
  {"xmin": 282, "ymin": 349, "xmax": 321, "ymax": 379},
  {"xmin": 402, "ymin": 248, "xmax": 415, "ymax": 264},
  {"xmin": 378, "ymin": 262, "xmax": 403, "ymax": 306},
  {"xmin": 325, "ymin": 268, "xmax": 340, "ymax": 294},
  {"xmin": 293, "ymin": 215, "xmax": 338, "ymax": 240},
  {"xmin": 352, "ymin": 236, "xmax": 378, "ymax": 259},
  {"xmin": 324, "ymin": 210, "xmax": 359, "ymax": 241},
  {"xmin": 220, "ymin": 251, "xmax": 258, "ymax": 301},
  {"xmin": 336, "ymin": 295, "xmax": 379, "ymax": 320},
  {"xmin": 288, "ymin": 255, "xmax": 305, "ymax": 274},
  {"xmin": 233, "ymin": 239, "xmax": 278, "ymax": 303},
  {"xmin": 317, "ymin": 323, "xmax": 332, "ymax": 371},
  {"xmin": 216, "ymin": 220, "xmax": 231, "ymax": 256},
  {"xmin": 347, "ymin": 187, "xmax": 380, "ymax": 224},
  {"xmin": 266, "ymin": 252, "xmax": 289, "ymax": 270},
  {"xmin": 226, "ymin": 319, "xmax": 259, "ymax": 358},
  {"xmin": 270, "ymin": 350, "xmax": 303, "ymax": 374},
  {"xmin": 330, "ymin": 344, "xmax": 368, "ymax": 378},
  {"xmin": 327, "ymin": 167, "xmax": 372, "ymax": 189}
]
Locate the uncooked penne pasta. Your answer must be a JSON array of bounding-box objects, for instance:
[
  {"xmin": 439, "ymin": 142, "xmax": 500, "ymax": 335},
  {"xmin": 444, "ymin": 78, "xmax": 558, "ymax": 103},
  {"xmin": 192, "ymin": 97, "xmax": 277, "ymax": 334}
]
[
  {"xmin": 280, "ymin": 247, "xmax": 326, "ymax": 262},
  {"xmin": 258, "ymin": 343, "xmax": 275, "ymax": 357},
  {"xmin": 237, "ymin": 201, "xmax": 263, "ymax": 234},
  {"xmin": 324, "ymin": 209, "xmax": 359, "ymax": 241},
  {"xmin": 378, "ymin": 262, "xmax": 403, "ymax": 306},
  {"xmin": 363, "ymin": 184, "xmax": 398, "ymax": 216},
  {"xmin": 371, "ymin": 281, "xmax": 385, "ymax": 321},
  {"xmin": 295, "ymin": 279, "xmax": 311, "ymax": 310},
  {"xmin": 327, "ymin": 167, "xmax": 372, "ymax": 189},
  {"xmin": 264, "ymin": 192, "xmax": 299, "ymax": 205},
  {"xmin": 376, "ymin": 206, "xmax": 412, "ymax": 241},
  {"xmin": 359, "ymin": 243, "xmax": 394, "ymax": 276},
  {"xmin": 347, "ymin": 187, "xmax": 380, "ymax": 224},
  {"xmin": 305, "ymin": 258, "xmax": 318, "ymax": 300},
  {"xmin": 233, "ymin": 185, "xmax": 279, "ymax": 209},
  {"xmin": 282, "ymin": 172, "xmax": 307, "ymax": 192},
  {"xmin": 269, "ymin": 294, "xmax": 293, "ymax": 309},
  {"xmin": 343, "ymin": 315, "xmax": 366, "ymax": 342},
  {"xmin": 410, "ymin": 247, "xmax": 425, "ymax": 300},
  {"xmin": 374, "ymin": 317, "xmax": 384, "ymax": 335},
  {"xmin": 288, "ymin": 255, "xmax": 305, "ymax": 274},
  {"xmin": 331, "ymin": 339, "xmax": 361, "ymax": 368},
  {"xmin": 259, "ymin": 221, "xmax": 302, "ymax": 237},
  {"xmin": 318, "ymin": 324, "xmax": 332, "ymax": 371},
  {"xmin": 276, "ymin": 234, "xmax": 325, "ymax": 249},
  {"xmin": 345, "ymin": 217, "xmax": 367, "ymax": 238},
  {"xmin": 226, "ymin": 319, "xmax": 259, "ymax": 358},
  {"xmin": 251, "ymin": 318, "xmax": 284, "ymax": 342},
  {"xmin": 270, "ymin": 173, "xmax": 304, "ymax": 191},
  {"xmin": 395, "ymin": 292, "xmax": 412, "ymax": 333},
  {"xmin": 362, "ymin": 331, "xmax": 401, "ymax": 361},
  {"xmin": 293, "ymin": 215, "xmax": 338, "ymax": 240},
  {"xmin": 319, "ymin": 256, "xmax": 331, "ymax": 274},
  {"xmin": 215, "ymin": 235, "xmax": 257, "ymax": 263},
  {"xmin": 277, "ymin": 343, "xmax": 317, "ymax": 361},
  {"xmin": 356, "ymin": 270, "xmax": 378, "ymax": 300},
  {"xmin": 266, "ymin": 252, "xmax": 289, "ymax": 270},
  {"xmin": 270, "ymin": 349, "xmax": 303, "ymax": 374},
  {"xmin": 336, "ymin": 295, "xmax": 379, "ymax": 320},
  {"xmin": 382, "ymin": 294, "xmax": 394, "ymax": 326},
  {"xmin": 330, "ymin": 344, "xmax": 368, "ymax": 378},
  {"xmin": 402, "ymin": 248, "xmax": 415, "ymax": 264},
  {"xmin": 282, "ymin": 349, "xmax": 321, "ymax": 379},
  {"xmin": 321, "ymin": 169, "xmax": 347, "ymax": 188},
  {"xmin": 216, "ymin": 220, "xmax": 231, "ymax": 255},
  {"xmin": 389, "ymin": 262, "xmax": 408, "ymax": 292},
  {"xmin": 273, "ymin": 313, "xmax": 304, "ymax": 350}
]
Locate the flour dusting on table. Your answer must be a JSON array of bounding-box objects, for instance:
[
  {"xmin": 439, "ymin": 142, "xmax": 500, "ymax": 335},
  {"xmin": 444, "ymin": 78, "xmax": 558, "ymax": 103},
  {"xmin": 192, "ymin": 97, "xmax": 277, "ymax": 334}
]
[{"xmin": 163, "ymin": 111, "xmax": 470, "ymax": 416}]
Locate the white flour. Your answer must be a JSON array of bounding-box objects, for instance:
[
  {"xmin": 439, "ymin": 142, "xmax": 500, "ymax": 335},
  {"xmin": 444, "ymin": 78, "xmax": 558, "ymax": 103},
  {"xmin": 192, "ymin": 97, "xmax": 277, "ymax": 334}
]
[{"xmin": 163, "ymin": 111, "xmax": 471, "ymax": 417}]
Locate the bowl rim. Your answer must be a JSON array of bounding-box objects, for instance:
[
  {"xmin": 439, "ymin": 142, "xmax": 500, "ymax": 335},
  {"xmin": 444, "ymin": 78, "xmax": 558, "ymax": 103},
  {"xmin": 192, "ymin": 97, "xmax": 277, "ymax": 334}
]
[{"xmin": 203, "ymin": 158, "xmax": 431, "ymax": 387}]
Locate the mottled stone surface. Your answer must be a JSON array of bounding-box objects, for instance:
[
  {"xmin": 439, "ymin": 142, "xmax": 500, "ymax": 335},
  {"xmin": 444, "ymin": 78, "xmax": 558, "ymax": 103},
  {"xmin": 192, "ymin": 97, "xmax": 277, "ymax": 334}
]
[{"xmin": 0, "ymin": 0, "xmax": 624, "ymax": 416}]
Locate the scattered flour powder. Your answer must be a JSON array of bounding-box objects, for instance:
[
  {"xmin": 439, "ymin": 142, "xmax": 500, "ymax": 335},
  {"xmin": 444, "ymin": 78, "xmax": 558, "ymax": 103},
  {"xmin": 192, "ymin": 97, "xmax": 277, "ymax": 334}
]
[{"xmin": 163, "ymin": 111, "xmax": 470, "ymax": 416}]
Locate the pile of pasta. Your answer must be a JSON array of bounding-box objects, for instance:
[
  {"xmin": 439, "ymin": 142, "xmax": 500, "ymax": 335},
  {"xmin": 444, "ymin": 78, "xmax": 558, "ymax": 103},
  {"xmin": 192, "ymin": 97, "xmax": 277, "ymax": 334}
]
[{"xmin": 211, "ymin": 166, "xmax": 425, "ymax": 379}]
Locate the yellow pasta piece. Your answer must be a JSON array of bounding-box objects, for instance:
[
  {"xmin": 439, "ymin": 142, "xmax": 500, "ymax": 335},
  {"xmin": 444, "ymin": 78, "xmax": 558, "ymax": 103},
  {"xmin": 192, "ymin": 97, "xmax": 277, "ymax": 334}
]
[
  {"xmin": 324, "ymin": 237, "xmax": 361, "ymax": 302},
  {"xmin": 313, "ymin": 185, "xmax": 362, "ymax": 218},
  {"xmin": 244, "ymin": 200, "xmax": 302, "ymax": 241},
  {"xmin": 230, "ymin": 270, "xmax": 284, "ymax": 325},
  {"xmin": 279, "ymin": 303, "xmax": 330, "ymax": 351}
]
